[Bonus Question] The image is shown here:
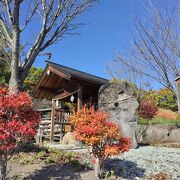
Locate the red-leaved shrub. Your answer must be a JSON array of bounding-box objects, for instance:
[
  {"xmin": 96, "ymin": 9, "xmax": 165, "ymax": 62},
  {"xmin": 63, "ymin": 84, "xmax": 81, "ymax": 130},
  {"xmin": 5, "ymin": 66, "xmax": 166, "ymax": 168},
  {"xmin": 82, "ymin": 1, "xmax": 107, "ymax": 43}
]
[
  {"xmin": 138, "ymin": 99, "xmax": 158, "ymax": 119},
  {"xmin": 0, "ymin": 87, "xmax": 40, "ymax": 179}
]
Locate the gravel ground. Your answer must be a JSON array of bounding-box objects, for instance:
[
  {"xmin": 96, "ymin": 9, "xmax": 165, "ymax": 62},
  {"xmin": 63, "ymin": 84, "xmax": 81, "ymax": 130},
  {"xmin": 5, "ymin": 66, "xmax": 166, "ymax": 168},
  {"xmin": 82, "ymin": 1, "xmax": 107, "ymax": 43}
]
[
  {"xmin": 9, "ymin": 146, "xmax": 180, "ymax": 180},
  {"xmin": 105, "ymin": 146, "xmax": 180, "ymax": 179}
]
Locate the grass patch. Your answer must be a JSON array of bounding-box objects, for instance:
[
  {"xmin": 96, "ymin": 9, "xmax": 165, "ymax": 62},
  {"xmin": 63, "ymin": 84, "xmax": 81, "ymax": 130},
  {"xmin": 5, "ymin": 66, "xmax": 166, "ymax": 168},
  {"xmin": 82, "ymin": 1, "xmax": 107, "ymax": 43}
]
[
  {"xmin": 11, "ymin": 148, "xmax": 78, "ymax": 165},
  {"xmin": 138, "ymin": 117, "xmax": 180, "ymax": 125},
  {"xmin": 45, "ymin": 149, "xmax": 78, "ymax": 164},
  {"xmin": 10, "ymin": 143, "xmax": 92, "ymax": 171}
]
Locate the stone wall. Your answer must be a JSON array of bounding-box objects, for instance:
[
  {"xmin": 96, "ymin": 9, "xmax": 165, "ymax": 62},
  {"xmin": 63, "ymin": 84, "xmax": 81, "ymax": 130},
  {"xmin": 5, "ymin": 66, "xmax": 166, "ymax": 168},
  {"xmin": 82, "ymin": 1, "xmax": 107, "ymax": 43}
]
[{"xmin": 137, "ymin": 124, "xmax": 180, "ymax": 144}]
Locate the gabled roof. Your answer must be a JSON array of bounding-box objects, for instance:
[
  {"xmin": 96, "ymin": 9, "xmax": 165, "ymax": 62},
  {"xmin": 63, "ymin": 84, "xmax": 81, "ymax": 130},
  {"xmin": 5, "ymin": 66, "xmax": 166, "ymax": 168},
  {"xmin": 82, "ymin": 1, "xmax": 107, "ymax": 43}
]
[
  {"xmin": 45, "ymin": 61, "xmax": 109, "ymax": 84},
  {"xmin": 33, "ymin": 61, "xmax": 109, "ymax": 99}
]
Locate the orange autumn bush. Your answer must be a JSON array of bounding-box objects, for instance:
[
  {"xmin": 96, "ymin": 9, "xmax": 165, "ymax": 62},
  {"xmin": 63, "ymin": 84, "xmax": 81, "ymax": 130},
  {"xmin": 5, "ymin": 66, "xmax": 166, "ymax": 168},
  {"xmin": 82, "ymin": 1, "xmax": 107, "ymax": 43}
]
[{"xmin": 69, "ymin": 107, "xmax": 131, "ymax": 178}]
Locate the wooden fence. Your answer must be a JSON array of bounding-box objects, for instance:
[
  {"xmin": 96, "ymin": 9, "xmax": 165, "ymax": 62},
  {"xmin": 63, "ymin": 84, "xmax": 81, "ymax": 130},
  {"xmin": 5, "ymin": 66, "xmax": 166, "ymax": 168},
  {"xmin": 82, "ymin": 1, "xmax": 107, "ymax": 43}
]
[{"xmin": 36, "ymin": 108, "xmax": 72, "ymax": 143}]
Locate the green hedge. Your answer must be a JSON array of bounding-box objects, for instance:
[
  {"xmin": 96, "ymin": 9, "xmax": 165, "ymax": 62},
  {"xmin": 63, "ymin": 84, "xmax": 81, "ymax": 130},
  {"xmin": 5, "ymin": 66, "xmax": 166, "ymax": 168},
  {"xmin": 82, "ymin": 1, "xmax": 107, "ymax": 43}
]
[{"xmin": 139, "ymin": 89, "xmax": 177, "ymax": 111}]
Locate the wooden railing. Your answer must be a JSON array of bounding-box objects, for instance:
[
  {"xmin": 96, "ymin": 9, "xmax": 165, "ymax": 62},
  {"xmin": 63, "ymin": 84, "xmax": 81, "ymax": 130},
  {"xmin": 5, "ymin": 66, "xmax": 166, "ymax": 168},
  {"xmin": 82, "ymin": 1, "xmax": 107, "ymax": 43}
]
[{"xmin": 36, "ymin": 108, "xmax": 72, "ymax": 143}]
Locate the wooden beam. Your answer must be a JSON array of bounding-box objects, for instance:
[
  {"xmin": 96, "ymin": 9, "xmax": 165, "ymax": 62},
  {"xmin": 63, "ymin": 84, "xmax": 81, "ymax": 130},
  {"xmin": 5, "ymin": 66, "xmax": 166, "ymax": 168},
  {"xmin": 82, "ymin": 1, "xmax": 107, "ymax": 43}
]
[
  {"xmin": 48, "ymin": 66, "xmax": 71, "ymax": 80},
  {"xmin": 40, "ymin": 74, "xmax": 55, "ymax": 99},
  {"xmin": 50, "ymin": 100, "xmax": 55, "ymax": 143},
  {"xmin": 42, "ymin": 71, "xmax": 55, "ymax": 88},
  {"xmin": 77, "ymin": 84, "xmax": 83, "ymax": 111},
  {"xmin": 33, "ymin": 65, "xmax": 71, "ymax": 97},
  {"xmin": 55, "ymin": 90, "xmax": 78, "ymax": 100},
  {"xmin": 53, "ymin": 76, "xmax": 64, "ymax": 89},
  {"xmin": 38, "ymin": 87, "xmax": 57, "ymax": 96}
]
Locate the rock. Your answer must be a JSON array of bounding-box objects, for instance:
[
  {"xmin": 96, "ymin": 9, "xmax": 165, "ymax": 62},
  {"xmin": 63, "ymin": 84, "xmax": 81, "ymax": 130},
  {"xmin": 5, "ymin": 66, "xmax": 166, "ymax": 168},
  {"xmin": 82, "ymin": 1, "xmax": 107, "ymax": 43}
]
[
  {"xmin": 168, "ymin": 128, "xmax": 180, "ymax": 142},
  {"xmin": 143, "ymin": 126, "xmax": 169, "ymax": 144},
  {"xmin": 61, "ymin": 132, "xmax": 79, "ymax": 145},
  {"xmin": 98, "ymin": 82, "xmax": 139, "ymax": 148},
  {"xmin": 137, "ymin": 125, "xmax": 180, "ymax": 144}
]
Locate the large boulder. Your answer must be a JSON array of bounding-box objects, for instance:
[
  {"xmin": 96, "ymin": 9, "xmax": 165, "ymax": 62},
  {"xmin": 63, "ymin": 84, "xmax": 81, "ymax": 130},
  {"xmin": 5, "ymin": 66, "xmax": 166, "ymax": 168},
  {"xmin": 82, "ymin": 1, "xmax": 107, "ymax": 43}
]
[
  {"xmin": 137, "ymin": 125, "xmax": 180, "ymax": 144},
  {"xmin": 169, "ymin": 128, "xmax": 180, "ymax": 142},
  {"xmin": 98, "ymin": 82, "xmax": 139, "ymax": 148},
  {"xmin": 137, "ymin": 125, "xmax": 169, "ymax": 144}
]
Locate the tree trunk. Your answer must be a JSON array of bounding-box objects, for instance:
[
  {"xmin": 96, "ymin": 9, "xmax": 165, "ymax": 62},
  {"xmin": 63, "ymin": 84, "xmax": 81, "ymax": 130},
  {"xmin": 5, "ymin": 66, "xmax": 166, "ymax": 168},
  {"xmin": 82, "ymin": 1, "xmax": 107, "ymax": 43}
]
[
  {"xmin": 94, "ymin": 158, "xmax": 104, "ymax": 179},
  {"xmin": 9, "ymin": 61, "xmax": 22, "ymax": 92},
  {"xmin": 0, "ymin": 155, "xmax": 7, "ymax": 180},
  {"xmin": 9, "ymin": 1, "xmax": 22, "ymax": 93}
]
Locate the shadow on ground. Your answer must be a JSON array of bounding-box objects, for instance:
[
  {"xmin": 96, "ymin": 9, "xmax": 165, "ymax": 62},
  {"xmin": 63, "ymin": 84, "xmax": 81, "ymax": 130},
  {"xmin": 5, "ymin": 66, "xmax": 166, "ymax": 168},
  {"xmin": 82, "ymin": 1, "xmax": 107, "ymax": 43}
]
[
  {"xmin": 16, "ymin": 159, "xmax": 145, "ymax": 180},
  {"xmin": 23, "ymin": 163, "xmax": 90, "ymax": 180},
  {"xmin": 105, "ymin": 159, "xmax": 145, "ymax": 179}
]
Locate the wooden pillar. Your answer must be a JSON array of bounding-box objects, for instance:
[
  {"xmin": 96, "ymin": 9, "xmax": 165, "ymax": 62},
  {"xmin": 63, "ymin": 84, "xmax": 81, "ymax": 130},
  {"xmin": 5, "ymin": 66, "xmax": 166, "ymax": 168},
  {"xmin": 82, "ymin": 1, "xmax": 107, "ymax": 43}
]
[
  {"xmin": 175, "ymin": 77, "xmax": 180, "ymax": 114},
  {"xmin": 90, "ymin": 96, "xmax": 93, "ymax": 107},
  {"xmin": 50, "ymin": 99, "xmax": 55, "ymax": 143},
  {"xmin": 59, "ymin": 124, "xmax": 63, "ymax": 143},
  {"xmin": 77, "ymin": 84, "xmax": 82, "ymax": 111}
]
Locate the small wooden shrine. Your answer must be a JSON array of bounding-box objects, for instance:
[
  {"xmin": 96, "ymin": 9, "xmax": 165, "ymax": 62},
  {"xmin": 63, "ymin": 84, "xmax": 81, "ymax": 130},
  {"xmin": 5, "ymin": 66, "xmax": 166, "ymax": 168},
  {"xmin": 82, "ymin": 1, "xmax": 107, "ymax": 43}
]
[{"xmin": 33, "ymin": 61, "xmax": 108, "ymax": 143}]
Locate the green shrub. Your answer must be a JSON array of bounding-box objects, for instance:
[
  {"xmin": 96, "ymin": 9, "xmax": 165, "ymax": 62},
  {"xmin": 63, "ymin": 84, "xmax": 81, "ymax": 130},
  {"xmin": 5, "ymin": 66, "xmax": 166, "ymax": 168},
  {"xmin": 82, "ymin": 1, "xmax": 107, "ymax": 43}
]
[
  {"xmin": 142, "ymin": 89, "xmax": 177, "ymax": 111},
  {"xmin": 104, "ymin": 170, "xmax": 115, "ymax": 179},
  {"xmin": 109, "ymin": 79, "xmax": 137, "ymax": 88},
  {"xmin": 176, "ymin": 114, "xmax": 180, "ymax": 121},
  {"xmin": 109, "ymin": 78, "xmax": 121, "ymax": 83},
  {"xmin": 138, "ymin": 117, "xmax": 150, "ymax": 125},
  {"xmin": 153, "ymin": 89, "xmax": 177, "ymax": 111},
  {"xmin": 45, "ymin": 149, "xmax": 65, "ymax": 164},
  {"xmin": 64, "ymin": 151, "xmax": 75, "ymax": 161},
  {"xmin": 45, "ymin": 149, "xmax": 77, "ymax": 164},
  {"xmin": 36, "ymin": 151, "xmax": 47, "ymax": 160}
]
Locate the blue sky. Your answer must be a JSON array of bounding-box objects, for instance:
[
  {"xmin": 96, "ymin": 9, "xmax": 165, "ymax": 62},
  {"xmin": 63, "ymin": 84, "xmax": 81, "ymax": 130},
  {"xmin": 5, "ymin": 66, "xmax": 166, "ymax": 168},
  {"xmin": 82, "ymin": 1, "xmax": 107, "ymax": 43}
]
[
  {"xmin": 32, "ymin": 0, "xmax": 176, "ymax": 89},
  {"xmin": 34, "ymin": 1, "xmax": 139, "ymax": 77}
]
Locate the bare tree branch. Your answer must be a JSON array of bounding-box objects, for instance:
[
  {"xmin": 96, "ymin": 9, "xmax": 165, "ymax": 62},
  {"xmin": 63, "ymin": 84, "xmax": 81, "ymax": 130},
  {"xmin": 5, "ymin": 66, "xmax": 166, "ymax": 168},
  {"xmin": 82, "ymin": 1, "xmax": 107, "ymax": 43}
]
[
  {"xmin": 21, "ymin": 0, "xmax": 96, "ymax": 80},
  {"xmin": 20, "ymin": 2, "xmax": 39, "ymax": 32},
  {"xmin": 5, "ymin": 0, "xmax": 13, "ymax": 25},
  {"xmin": 109, "ymin": 1, "xmax": 179, "ymax": 92},
  {"xmin": 0, "ymin": 0, "xmax": 97, "ymax": 90}
]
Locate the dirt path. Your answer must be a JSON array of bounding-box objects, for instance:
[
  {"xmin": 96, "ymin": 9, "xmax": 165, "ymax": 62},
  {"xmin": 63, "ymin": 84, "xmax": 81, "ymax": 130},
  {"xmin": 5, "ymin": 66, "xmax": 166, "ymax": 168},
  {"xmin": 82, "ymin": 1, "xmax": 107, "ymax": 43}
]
[{"xmin": 9, "ymin": 162, "xmax": 98, "ymax": 180}]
